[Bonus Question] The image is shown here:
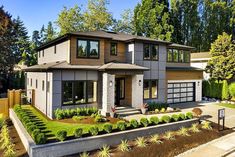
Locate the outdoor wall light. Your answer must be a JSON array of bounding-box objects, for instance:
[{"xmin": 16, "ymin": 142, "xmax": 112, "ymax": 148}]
[
  {"xmin": 109, "ymin": 80, "xmax": 113, "ymax": 87},
  {"xmin": 138, "ymin": 80, "xmax": 142, "ymax": 86},
  {"xmin": 197, "ymin": 81, "xmax": 200, "ymax": 86}
]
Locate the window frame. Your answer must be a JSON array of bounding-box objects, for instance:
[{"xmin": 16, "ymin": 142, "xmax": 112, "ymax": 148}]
[
  {"xmin": 42, "ymin": 80, "xmax": 45, "ymax": 91},
  {"xmin": 62, "ymin": 80, "xmax": 98, "ymax": 106},
  {"xmin": 167, "ymin": 48, "xmax": 191, "ymax": 63},
  {"xmin": 36, "ymin": 79, "xmax": 38, "ymax": 89},
  {"xmin": 143, "ymin": 79, "xmax": 158, "ymax": 100},
  {"xmin": 110, "ymin": 42, "xmax": 118, "ymax": 56},
  {"xmin": 42, "ymin": 50, "xmax": 44, "ymax": 57},
  {"xmin": 76, "ymin": 39, "xmax": 100, "ymax": 59},
  {"xmin": 143, "ymin": 43, "xmax": 159, "ymax": 61},
  {"xmin": 54, "ymin": 45, "xmax": 56, "ymax": 54}
]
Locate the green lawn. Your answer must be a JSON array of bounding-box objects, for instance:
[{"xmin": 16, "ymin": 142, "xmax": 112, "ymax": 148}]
[
  {"xmin": 218, "ymin": 103, "xmax": 235, "ymax": 109},
  {"xmin": 22, "ymin": 105, "xmax": 109, "ymax": 140}
]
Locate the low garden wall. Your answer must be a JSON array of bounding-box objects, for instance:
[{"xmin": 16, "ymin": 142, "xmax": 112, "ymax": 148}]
[{"xmin": 10, "ymin": 109, "xmax": 199, "ymax": 157}]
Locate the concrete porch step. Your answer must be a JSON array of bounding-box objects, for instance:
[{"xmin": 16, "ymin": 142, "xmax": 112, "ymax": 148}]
[{"xmin": 115, "ymin": 106, "xmax": 141, "ymax": 117}]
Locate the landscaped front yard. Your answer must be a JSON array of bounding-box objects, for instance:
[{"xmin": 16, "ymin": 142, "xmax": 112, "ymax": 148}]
[{"xmin": 218, "ymin": 103, "xmax": 235, "ymax": 109}]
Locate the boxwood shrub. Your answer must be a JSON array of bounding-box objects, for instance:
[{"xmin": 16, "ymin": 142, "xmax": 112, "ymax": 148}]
[
  {"xmin": 117, "ymin": 121, "xmax": 127, "ymax": 131},
  {"xmin": 56, "ymin": 130, "xmax": 67, "ymax": 141},
  {"xmin": 186, "ymin": 112, "xmax": 193, "ymax": 119},
  {"xmin": 89, "ymin": 126, "xmax": 99, "ymax": 136},
  {"xmin": 130, "ymin": 119, "xmax": 139, "ymax": 128},
  {"xmin": 149, "ymin": 116, "xmax": 159, "ymax": 125},
  {"xmin": 32, "ymin": 129, "xmax": 41, "ymax": 140},
  {"xmin": 171, "ymin": 114, "xmax": 179, "ymax": 122},
  {"xmin": 103, "ymin": 123, "xmax": 113, "ymax": 133},
  {"xmin": 140, "ymin": 118, "xmax": 149, "ymax": 127},
  {"xmin": 179, "ymin": 113, "xmax": 186, "ymax": 120},
  {"xmin": 35, "ymin": 133, "xmax": 47, "ymax": 144},
  {"xmin": 161, "ymin": 115, "xmax": 171, "ymax": 123},
  {"xmin": 74, "ymin": 128, "xmax": 83, "ymax": 138}
]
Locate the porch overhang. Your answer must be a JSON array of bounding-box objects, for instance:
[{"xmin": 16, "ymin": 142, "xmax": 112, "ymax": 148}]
[{"xmin": 98, "ymin": 62, "xmax": 149, "ymax": 71}]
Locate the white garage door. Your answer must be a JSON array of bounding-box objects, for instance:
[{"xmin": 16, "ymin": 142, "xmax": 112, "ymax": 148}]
[{"xmin": 167, "ymin": 82, "xmax": 195, "ymax": 104}]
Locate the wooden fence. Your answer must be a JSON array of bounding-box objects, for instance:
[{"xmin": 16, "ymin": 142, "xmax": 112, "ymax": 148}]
[{"xmin": 0, "ymin": 89, "xmax": 34, "ymax": 118}]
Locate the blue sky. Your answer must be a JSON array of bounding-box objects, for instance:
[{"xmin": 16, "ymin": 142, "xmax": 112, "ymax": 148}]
[{"xmin": 1, "ymin": 0, "xmax": 140, "ymax": 38}]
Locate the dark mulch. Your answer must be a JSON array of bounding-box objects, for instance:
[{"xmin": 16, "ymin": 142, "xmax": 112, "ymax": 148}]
[
  {"xmin": 68, "ymin": 122, "xmax": 233, "ymax": 157},
  {"xmin": 0, "ymin": 120, "xmax": 29, "ymax": 157},
  {"xmin": 57, "ymin": 117, "xmax": 122, "ymax": 124}
]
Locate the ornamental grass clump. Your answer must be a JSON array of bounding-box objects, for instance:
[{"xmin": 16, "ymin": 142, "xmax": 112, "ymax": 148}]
[
  {"xmin": 118, "ymin": 140, "xmax": 130, "ymax": 152},
  {"xmin": 177, "ymin": 127, "xmax": 190, "ymax": 136},
  {"xmin": 164, "ymin": 131, "xmax": 175, "ymax": 140},
  {"xmin": 190, "ymin": 123, "xmax": 200, "ymax": 133},
  {"xmin": 149, "ymin": 134, "xmax": 162, "ymax": 144},
  {"xmin": 98, "ymin": 145, "xmax": 111, "ymax": 157},
  {"xmin": 202, "ymin": 121, "xmax": 212, "ymax": 130},
  {"xmin": 135, "ymin": 137, "xmax": 147, "ymax": 147}
]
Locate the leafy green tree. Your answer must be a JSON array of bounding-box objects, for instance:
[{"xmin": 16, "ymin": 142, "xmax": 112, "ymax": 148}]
[
  {"xmin": 56, "ymin": 5, "xmax": 84, "ymax": 35},
  {"xmin": 112, "ymin": 9, "xmax": 134, "ymax": 34},
  {"xmin": 133, "ymin": 0, "xmax": 173, "ymax": 41},
  {"xmin": 206, "ymin": 32, "xmax": 235, "ymax": 80},
  {"xmin": 45, "ymin": 21, "xmax": 56, "ymax": 41},
  {"xmin": 222, "ymin": 80, "xmax": 229, "ymax": 100},
  {"xmin": 83, "ymin": 0, "xmax": 113, "ymax": 31}
]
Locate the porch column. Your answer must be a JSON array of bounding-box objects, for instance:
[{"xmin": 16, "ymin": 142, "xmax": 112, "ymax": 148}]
[
  {"xmin": 132, "ymin": 74, "xmax": 143, "ymax": 108},
  {"xmin": 101, "ymin": 73, "xmax": 115, "ymax": 116}
]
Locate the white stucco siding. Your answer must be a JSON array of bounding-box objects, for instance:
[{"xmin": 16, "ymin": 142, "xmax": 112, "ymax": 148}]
[
  {"xmin": 167, "ymin": 80, "xmax": 202, "ymax": 102},
  {"xmin": 132, "ymin": 74, "xmax": 144, "ymax": 108},
  {"xmin": 26, "ymin": 72, "xmax": 53, "ymax": 118},
  {"xmin": 38, "ymin": 40, "xmax": 69, "ymax": 64}
]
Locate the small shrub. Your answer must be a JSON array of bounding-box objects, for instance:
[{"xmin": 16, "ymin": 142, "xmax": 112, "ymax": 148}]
[
  {"xmin": 28, "ymin": 125, "xmax": 38, "ymax": 134},
  {"xmin": 135, "ymin": 137, "xmax": 147, "ymax": 147},
  {"xmin": 160, "ymin": 108, "xmax": 166, "ymax": 113},
  {"xmin": 94, "ymin": 115, "xmax": 106, "ymax": 123},
  {"xmin": 171, "ymin": 114, "xmax": 179, "ymax": 122},
  {"xmin": 91, "ymin": 113, "xmax": 98, "ymax": 118},
  {"xmin": 179, "ymin": 113, "xmax": 186, "ymax": 120},
  {"xmin": 149, "ymin": 134, "xmax": 162, "ymax": 144},
  {"xmin": 186, "ymin": 112, "xmax": 193, "ymax": 119},
  {"xmin": 130, "ymin": 119, "xmax": 139, "ymax": 128},
  {"xmin": 222, "ymin": 80, "xmax": 229, "ymax": 100},
  {"xmin": 56, "ymin": 130, "xmax": 67, "ymax": 141},
  {"xmin": 32, "ymin": 129, "xmax": 41, "ymax": 140},
  {"xmin": 149, "ymin": 116, "xmax": 159, "ymax": 125},
  {"xmin": 164, "ymin": 131, "xmax": 175, "ymax": 140},
  {"xmin": 35, "ymin": 133, "xmax": 47, "ymax": 144},
  {"xmin": 190, "ymin": 123, "xmax": 200, "ymax": 133},
  {"xmin": 140, "ymin": 118, "xmax": 149, "ymax": 127},
  {"xmin": 118, "ymin": 140, "xmax": 130, "ymax": 152},
  {"xmin": 74, "ymin": 128, "xmax": 83, "ymax": 138},
  {"xmin": 117, "ymin": 121, "xmax": 127, "ymax": 131},
  {"xmin": 80, "ymin": 152, "xmax": 90, "ymax": 157},
  {"xmin": 201, "ymin": 121, "xmax": 212, "ymax": 130},
  {"xmin": 147, "ymin": 102, "xmax": 169, "ymax": 111},
  {"xmin": 192, "ymin": 108, "xmax": 203, "ymax": 117},
  {"xmin": 103, "ymin": 123, "xmax": 113, "ymax": 133},
  {"xmin": 89, "ymin": 126, "xmax": 99, "ymax": 136},
  {"xmin": 98, "ymin": 145, "xmax": 110, "ymax": 157},
  {"xmin": 155, "ymin": 109, "xmax": 159, "ymax": 113},
  {"xmin": 54, "ymin": 108, "xmax": 64, "ymax": 120},
  {"xmin": 229, "ymin": 83, "xmax": 235, "ymax": 99},
  {"xmin": 161, "ymin": 115, "xmax": 171, "ymax": 123},
  {"xmin": 177, "ymin": 127, "xmax": 190, "ymax": 136},
  {"xmin": 72, "ymin": 116, "xmax": 85, "ymax": 122}
]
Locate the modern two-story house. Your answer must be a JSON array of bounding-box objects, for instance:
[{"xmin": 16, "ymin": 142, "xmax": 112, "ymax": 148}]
[{"xmin": 24, "ymin": 30, "xmax": 203, "ymax": 119}]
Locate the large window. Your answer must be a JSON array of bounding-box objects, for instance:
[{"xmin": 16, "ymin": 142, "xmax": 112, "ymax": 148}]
[
  {"xmin": 144, "ymin": 44, "xmax": 159, "ymax": 60},
  {"xmin": 77, "ymin": 39, "xmax": 99, "ymax": 58},
  {"xmin": 110, "ymin": 42, "xmax": 117, "ymax": 56},
  {"xmin": 167, "ymin": 48, "xmax": 190, "ymax": 63},
  {"xmin": 62, "ymin": 80, "xmax": 97, "ymax": 106},
  {"xmin": 144, "ymin": 80, "xmax": 158, "ymax": 99}
]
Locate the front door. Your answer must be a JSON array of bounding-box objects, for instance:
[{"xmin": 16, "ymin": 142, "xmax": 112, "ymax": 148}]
[{"xmin": 115, "ymin": 78, "xmax": 125, "ymax": 106}]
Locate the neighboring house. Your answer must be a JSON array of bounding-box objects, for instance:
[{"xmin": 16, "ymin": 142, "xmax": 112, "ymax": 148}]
[
  {"xmin": 24, "ymin": 30, "xmax": 203, "ymax": 119},
  {"xmin": 191, "ymin": 52, "xmax": 211, "ymax": 80}
]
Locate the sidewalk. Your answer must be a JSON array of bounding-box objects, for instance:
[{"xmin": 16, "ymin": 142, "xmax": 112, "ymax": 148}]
[{"xmin": 177, "ymin": 132, "xmax": 235, "ymax": 157}]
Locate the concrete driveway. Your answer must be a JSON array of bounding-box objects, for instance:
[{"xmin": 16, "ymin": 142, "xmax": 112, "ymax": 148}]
[{"xmin": 171, "ymin": 102, "xmax": 235, "ymax": 129}]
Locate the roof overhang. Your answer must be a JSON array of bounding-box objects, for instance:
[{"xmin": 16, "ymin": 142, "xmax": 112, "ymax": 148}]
[{"xmin": 166, "ymin": 66, "xmax": 204, "ymax": 71}]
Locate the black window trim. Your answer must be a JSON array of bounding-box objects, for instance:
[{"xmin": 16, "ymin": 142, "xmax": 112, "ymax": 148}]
[
  {"xmin": 76, "ymin": 38, "xmax": 100, "ymax": 59},
  {"xmin": 110, "ymin": 42, "xmax": 118, "ymax": 56},
  {"xmin": 143, "ymin": 79, "xmax": 158, "ymax": 100},
  {"xmin": 167, "ymin": 48, "xmax": 190, "ymax": 63},
  {"xmin": 143, "ymin": 43, "xmax": 159, "ymax": 61},
  {"xmin": 62, "ymin": 80, "xmax": 98, "ymax": 106}
]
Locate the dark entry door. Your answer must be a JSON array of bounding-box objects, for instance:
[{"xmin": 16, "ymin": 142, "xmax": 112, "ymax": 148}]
[{"xmin": 115, "ymin": 78, "xmax": 125, "ymax": 105}]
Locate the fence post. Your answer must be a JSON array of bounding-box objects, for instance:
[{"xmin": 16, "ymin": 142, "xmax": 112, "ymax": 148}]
[{"xmin": 8, "ymin": 89, "xmax": 15, "ymax": 108}]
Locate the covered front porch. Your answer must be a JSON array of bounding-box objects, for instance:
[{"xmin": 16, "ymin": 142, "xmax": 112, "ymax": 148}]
[{"xmin": 99, "ymin": 62, "xmax": 148, "ymax": 115}]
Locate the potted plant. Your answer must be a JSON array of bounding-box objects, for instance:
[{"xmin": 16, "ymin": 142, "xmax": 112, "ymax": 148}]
[
  {"xmin": 110, "ymin": 106, "xmax": 116, "ymax": 118},
  {"xmin": 141, "ymin": 103, "xmax": 148, "ymax": 114}
]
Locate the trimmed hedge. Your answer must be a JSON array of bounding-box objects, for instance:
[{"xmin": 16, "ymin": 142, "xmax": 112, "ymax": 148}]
[
  {"xmin": 140, "ymin": 118, "xmax": 149, "ymax": 127},
  {"xmin": 229, "ymin": 83, "xmax": 235, "ymax": 99},
  {"xmin": 54, "ymin": 107, "xmax": 98, "ymax": 120},
  {"xmin": 202, "ymin": 80, "xmax": 223, "ymax": 99},
  {"xmin": 117, "ymin": 121, "xmax": 127, "ymax": 131},
  {"xmin": 56, "ymin": 130, "xmax": 67, "ymax": 141}
]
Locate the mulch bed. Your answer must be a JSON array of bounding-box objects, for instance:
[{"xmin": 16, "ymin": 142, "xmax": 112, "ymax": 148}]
[
  {"xmin": 0, "ymin": 120, "xmax": 28, "ymax": 157},
  {"xmin": 68, "ymin": 122, "xmax": 234, "ymax": 157},
  {"xmin": 57, "ymin": 117, "xmax": 122, "ymax": 124}
]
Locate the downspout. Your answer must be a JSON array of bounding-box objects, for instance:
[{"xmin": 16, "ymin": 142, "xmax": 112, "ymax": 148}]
[{"xmin": 46, "ymin": 72, "xmax": 48, "ymax": 117}]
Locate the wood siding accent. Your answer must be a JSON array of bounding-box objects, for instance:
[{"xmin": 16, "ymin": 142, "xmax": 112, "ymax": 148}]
[
  {"xmin": 166, "ymin": 71, "xmax": 203, "ymax": 80},
  {"xmin": 104, "ymin": 41, "xmax": 126, "ymax": 63},
  {"xmin": 70, "ymin": 36, "xmax": 105, "ymax": 65}
]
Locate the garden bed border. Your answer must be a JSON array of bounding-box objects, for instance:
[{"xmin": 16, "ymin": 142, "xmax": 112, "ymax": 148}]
[{"xmin": 10, "ymin": 109, "xmax": 199, "ymax": 157}]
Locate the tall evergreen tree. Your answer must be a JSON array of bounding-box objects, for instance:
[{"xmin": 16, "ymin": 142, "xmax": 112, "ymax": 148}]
[
  {"xmin": 133, "ymin": 0, "xmax": 174, "ymax": 41},
  {"xmin": 45, "ymin": 21, "xmax": 56, "ymax": 41}
]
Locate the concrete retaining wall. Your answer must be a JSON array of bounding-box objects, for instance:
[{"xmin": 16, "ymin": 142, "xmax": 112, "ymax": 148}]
[{"xmin": 10, "ymin": 109, "xmax": 198, "ymax": 157}]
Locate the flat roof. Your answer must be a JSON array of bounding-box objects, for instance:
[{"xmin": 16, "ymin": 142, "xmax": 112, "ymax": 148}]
[{"xmin": 166, "ymin": 66, "xmax": 204, "ymax": 71}]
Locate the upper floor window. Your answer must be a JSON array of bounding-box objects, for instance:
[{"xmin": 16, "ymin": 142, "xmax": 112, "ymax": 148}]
[
  {"xmin": 167, "ymin": 48, "xmax": 190, "ymax": 63},
  {"xmin": 144, "ymin": 44, "xmax": 159, "ymax": 60},
  {"xmin": 77, "ymin": 39, "xmax": 99, "ymax": 58},
  {"xmin": 110, "ymin": 42, "xmax": 117, "ymax": 56}
]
